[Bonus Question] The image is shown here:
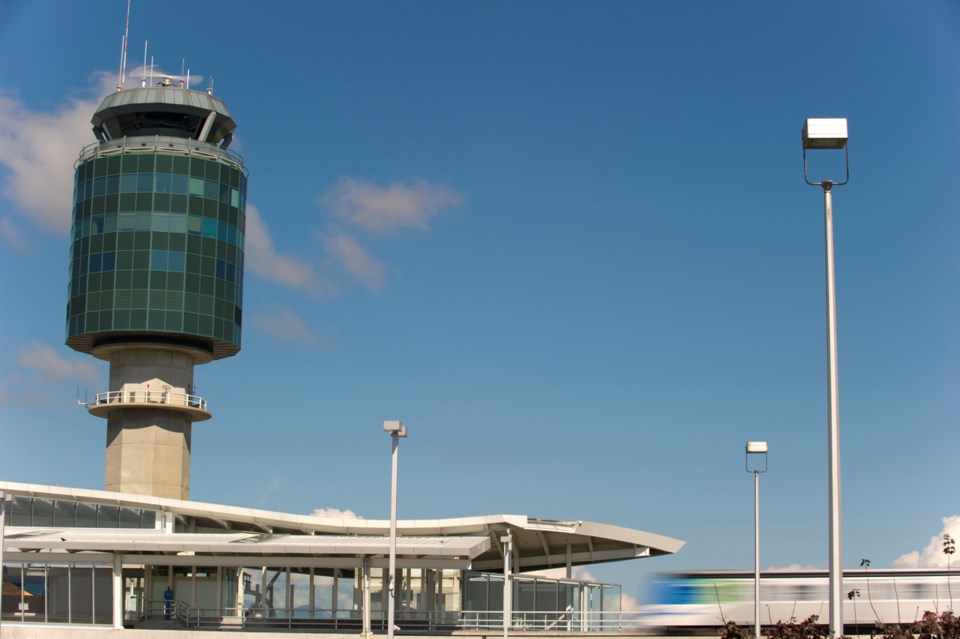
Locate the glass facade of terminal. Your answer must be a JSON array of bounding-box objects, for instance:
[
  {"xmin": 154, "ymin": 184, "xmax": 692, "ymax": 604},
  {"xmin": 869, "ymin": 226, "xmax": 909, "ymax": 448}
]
[{"xmin": 66, "ymin": 152, "xmax": 247, "ymax": 357}]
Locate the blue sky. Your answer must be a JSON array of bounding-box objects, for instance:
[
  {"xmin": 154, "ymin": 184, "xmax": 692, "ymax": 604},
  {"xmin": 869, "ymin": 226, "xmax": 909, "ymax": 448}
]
[{"xmin": 1, "ymin": 0, "xmax": 959, "ymax": 603}]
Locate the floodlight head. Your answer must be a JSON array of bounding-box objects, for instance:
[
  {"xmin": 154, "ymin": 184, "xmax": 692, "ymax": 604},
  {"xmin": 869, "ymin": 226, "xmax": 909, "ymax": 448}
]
[
  {"xmin": 802, "ymin": 118, "xmax": 850, "ymax": 186},
  {"xmin": 745, "ymin": 441, "xmax": 768, "ymax": 473},
  {"xmin": 802, "ymin": 118, "xmax": 848, "ymax": 150},
  {"xmin": 746, "ymin": 441, "xmax": 768, "ymax": 454},
  {"xmin": 383, "ymin": 420, "xmax": 408, "ymax": 437}
]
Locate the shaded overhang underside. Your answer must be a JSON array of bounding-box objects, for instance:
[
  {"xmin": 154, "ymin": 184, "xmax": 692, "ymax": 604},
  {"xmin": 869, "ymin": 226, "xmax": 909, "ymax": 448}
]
[
  {"xmin": 4, "ymin": 530, "xmax": 489, "ymax": 570},
  {"xmin": 0, "ymin": 481, "xmax": 685, "ymax": 572}
]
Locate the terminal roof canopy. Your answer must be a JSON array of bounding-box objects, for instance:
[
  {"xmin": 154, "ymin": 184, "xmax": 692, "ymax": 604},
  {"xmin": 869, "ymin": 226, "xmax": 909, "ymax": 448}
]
[{"xmin": 0, "ymin": 481, "xmax": 684, "ymax": 572}]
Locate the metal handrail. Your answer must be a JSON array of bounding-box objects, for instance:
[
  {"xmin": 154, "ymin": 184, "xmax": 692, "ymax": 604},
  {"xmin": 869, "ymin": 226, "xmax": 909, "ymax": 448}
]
[
  {"xmin": 76, "ymin": 135, "xmax": 246, "ymax": 173},
  {"xmin": 158, "ymin": 603, "xmax": 644, "ymax": 633},
  {"xmin": 93, "ymin": 389, "xmax": 207, "ymax": 411}
]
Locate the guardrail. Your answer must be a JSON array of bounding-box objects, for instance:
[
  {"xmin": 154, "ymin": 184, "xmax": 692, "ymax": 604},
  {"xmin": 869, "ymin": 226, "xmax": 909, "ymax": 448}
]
[
  {"xmin": 462, "ymin": 610, "xmax": 639, "ymax": 632},
  {"xmin": 148, "ymin": 603, "xmax": 646, "ymax": 633},
  {"xmin": 93, "ymin": 389, "xmax": 206, "ymax": 411},
  {"xmin": 76, "ymin": 135, "xmax": 246, "ymax": 172}
]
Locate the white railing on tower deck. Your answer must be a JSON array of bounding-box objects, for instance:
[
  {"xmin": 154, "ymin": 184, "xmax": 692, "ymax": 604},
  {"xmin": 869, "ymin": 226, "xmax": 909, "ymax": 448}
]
[
  {"xmin": 93, "ymin": 389, "xmax": 206, "ymax": 411},
  {"xmin": 76, "ymin": 135, "xmax": 246, "ymax": 172}
]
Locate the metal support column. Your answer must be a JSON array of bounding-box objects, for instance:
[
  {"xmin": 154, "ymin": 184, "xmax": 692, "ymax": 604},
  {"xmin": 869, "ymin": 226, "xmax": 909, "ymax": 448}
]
[
  {"xmin": 113, "ymin": 555, "xmax": 124, "ymax": 629},
  {"xmin": 823, "ymin": 182, "xmax": 843, "ymax": 639},
  {"xmin": 502, "ymin": 534, "xmax": 512, "ymax": 639}
]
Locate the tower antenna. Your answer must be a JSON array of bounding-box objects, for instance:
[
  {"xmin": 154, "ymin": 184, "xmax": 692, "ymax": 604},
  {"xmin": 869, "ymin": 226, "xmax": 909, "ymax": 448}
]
[
  {"xmin": 141, "ymin": 40, "xmax": 148, "ymax": 87},
  {"xmin": 118, "ymin": 0, "xmax": 131, "ymax": 90}
]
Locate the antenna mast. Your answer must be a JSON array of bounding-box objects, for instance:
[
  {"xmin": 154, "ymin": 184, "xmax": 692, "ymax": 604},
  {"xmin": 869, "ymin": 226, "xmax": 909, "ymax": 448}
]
[
  {"xmin": 118, "ymin": 0, "xmax": 131, "ymax": 90},
  {"xmin": 141, "ymin": 40, "xmax": 148, "ymax": 87}
]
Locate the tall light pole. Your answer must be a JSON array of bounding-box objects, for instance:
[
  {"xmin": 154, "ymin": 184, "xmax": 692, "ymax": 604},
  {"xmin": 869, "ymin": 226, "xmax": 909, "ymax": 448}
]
[
  {"xmin": 802, "ymin": 118, "xmax": 849, "ymax": 639},
  {"xmin": 383, "ymin": 420, "xmax": 407, "ymax": 639},
  {"xmin": 746, "ymin": 442, "xmax": 768, "ymax": 639}
]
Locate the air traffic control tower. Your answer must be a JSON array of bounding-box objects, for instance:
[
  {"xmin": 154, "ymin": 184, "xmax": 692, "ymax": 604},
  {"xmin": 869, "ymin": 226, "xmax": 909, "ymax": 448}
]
[{"xmin": 66, "ymin": 79, "xmax": 247, "ymax": 500}]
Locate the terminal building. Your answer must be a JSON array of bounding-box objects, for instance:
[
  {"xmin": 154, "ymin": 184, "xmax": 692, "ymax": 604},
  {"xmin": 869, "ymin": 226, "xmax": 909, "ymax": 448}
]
[{"xmin": 0, "ymin": 68, "xmax": 683, "ymax": 636}]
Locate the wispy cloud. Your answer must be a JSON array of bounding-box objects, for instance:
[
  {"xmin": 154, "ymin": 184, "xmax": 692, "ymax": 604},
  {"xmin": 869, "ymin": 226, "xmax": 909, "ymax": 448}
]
[
  {"xmin": 17, "ymin": 341, "xmax": 100, "ymax": 385},
  {"xmin": 321, "ymin": 230, "xmax": 387, "ymax": 291},
  {"xmin": 0, "ymin": 74, "xmax": 114, "ymax": 239},
  {"xmin": 766, "ymin": 563, "xmax": 823, "ymax": 571},
  {"xmin": 245, "ymin": 204, "xmax": 335, "ymax": 295},
  {"xmin": 322, "ymin": 177, "xmax": 462, "ymax": 235},
  {"xmin": 311, "ymin": 507, "xmax": 364, "ymax": 520},
  {"xmin": 894, "ymin": 515, "xmax": 960, "ymax": 568},
  {"xmin": 251, "ymin": 306, "xmax": 322, "ymax": 347},
  {"xmin": 0, "ymin": 218, "xmax": 25, "ymax": 251}
]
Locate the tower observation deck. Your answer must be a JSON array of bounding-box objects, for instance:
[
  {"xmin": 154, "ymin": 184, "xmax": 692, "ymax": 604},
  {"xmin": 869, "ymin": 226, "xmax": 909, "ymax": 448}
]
[{"xmin": 67, "ymin": 82, "xmax": 247, "ymax": 499}]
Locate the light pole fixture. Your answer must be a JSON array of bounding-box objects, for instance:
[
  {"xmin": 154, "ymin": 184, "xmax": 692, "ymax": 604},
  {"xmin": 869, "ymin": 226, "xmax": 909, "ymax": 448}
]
[
  {"xmin": 746, "ymin": 442, "xmax": 768, "ymax": 639},
  {"xmin": 802, "ymin": 117, "xmax": 849, "ymax": 639},
  {"xmin": 384, "ymin": 420, "xmax": 408, "ymax": 639}
]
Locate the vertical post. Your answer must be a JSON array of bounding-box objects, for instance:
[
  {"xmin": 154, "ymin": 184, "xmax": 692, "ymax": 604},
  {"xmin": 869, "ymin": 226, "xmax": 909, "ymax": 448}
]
[
  {"xmin": 0, "ymin": 493, "xmax": 10, "ymax": 636},
  {"xmin": 388, "ymin": 431, "xmax": 400, "ymax": 639},
  {"xmin": 113, "ymin": 555, "xmax": 124, "ymax": 629},
  {"xmin": 362, "ymin": 558, "xmax": 371, "ymax": 638},
  {"xmin": 502, "ymin": 535, "xmax": 512, "ymax": 639},
  {"xmin": 754, "ymin": 470, "xmax": 760, "ymax": 639},
  {"xmin": 823, "ymin": 182, "xmax": 843, "ymax": 639},
  {"xmin": 384, "ymin": 420, "xmax": 407, "ymax": 639}
]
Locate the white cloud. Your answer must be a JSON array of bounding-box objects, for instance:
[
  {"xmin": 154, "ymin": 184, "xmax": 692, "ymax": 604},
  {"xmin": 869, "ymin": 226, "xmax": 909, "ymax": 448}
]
[
  {"xmin": 322, "ymin": 177, "xmax": 462, "ymax": 235},
  {"xmin": 17, "ymin": 341, "xmax": 100, "ymax": 385},
  {"xmin": 321, "ymin": 230, "xmax": 387, "ymax": 291},
  {"xmin": 0, "ymin": 74, "xmax": 114, "ymax": 236},
  {"xmin": 244, "ymin": 204, "xmax": 335, "ymax": 295},
  {"xmin": 766, "ymin": 564, "xmax": 823, "ymax": 571},
  {"xmin": 311, "ymin": 507, "xmax": 364, "ymax": 520},
  {"xmin": 251, "ymin": 307, "xmax": 321, "ymax": 347},
  {"xmin": 894, "ymin": 516, "xmax": 960, "ymax": 568},
  {"xmin": 0, "ymin": 218, "xmax": 25, "ymax": 250}
]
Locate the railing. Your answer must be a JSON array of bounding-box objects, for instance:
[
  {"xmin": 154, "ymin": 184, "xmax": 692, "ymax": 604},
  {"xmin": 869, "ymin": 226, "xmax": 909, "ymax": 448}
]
[
  {"xmin": 153, "ymin": 603, "xmax": 648, "ymax": 633},
  {"xmin": 462, "ymin": 610, "xmax": 639, "ymax": 633},
  {"xmin": 76, "ymin": 135, "xmax": 246, "ymax": 172},
  {"xmin": 94, "ymin": 389, "xmax": 207, "ymax": 411}
]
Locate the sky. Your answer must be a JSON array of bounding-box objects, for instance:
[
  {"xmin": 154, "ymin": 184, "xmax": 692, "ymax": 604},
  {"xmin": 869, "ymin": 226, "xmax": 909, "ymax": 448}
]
[{"xmin": 0, "ymin": 0, "xmax": 959, "ymax": 605}]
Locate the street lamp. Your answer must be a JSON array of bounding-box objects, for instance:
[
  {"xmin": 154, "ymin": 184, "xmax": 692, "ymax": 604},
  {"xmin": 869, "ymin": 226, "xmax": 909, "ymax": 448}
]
[
  {"xmin": 383, "ymin": 420, "xmax": 408, "ymax": 639},
  {"xmin": 746, "ymin": 442, "xmax": 768, "ymax": 639},
  {"xmin": 802, "ymin": 117, "xmax": 849, "ymax": 639}
]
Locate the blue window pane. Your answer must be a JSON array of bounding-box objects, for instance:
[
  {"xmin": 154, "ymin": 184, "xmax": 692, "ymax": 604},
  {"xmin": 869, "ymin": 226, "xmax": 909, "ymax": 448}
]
[
  {"xmin": 215, "ymin": 259, "xmax": 225, "ymax": 280},
  {"xmin": 226, "ymin": 263, "xmax": 235, "ymax": 282},
  {"xmin": 102, "ymin": 252, "xmax": 116, "ymax": 271},
  {"xmin": 120, "ymin": 174, "xmax": 137, "ymax": 193},
  {"xmin": 171, "ymin": 174, "xmax": 189, "ymax": 194},
  {"xmin": 202, "ymin": 219, "xmax": 218, "ymax": 238},
  {"xmin": 151, "ymin": 250, "xmax": 168, "ymax": 270},
  {"xmin": 137, "ymin": 173, "xmax": 153, "ymax": 192},
  {"xmin": 106, "ymin": 174, "xmax": 119, "ymax": 194},
  {"xmin": 90, "ymin": 253, "xmax": 102, "ymax": 272},
  {"xmin": 204, "ymin": 180, "xmax": 218, "ymax": 200},
  {"xmin": 155, "ymin": 174, "xmax": 172, "ymax": 193},
  {"xmin": 118, "ymin": 213, "xmax": 135, "ymax": 231},
  {"xmin": 168, "ymin": 252, "xmax": 185, "ymax": 272}
]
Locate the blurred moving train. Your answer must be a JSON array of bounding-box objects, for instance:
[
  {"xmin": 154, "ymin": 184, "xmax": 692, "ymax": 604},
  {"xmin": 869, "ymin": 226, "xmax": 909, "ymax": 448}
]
[{"xmin": 641, "ymin": 569, "xmax": 959, "ymax": 634}]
